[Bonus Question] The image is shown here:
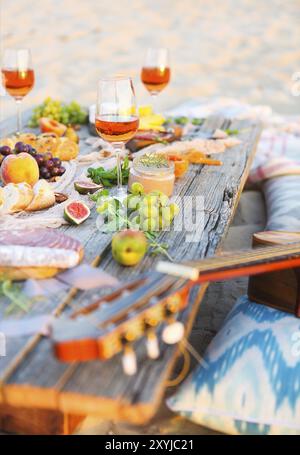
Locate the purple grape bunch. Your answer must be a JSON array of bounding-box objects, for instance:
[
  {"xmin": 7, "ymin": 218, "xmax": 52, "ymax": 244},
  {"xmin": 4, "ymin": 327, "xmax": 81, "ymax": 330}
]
[
  {"xmin": 0, "ymin": 142, "xmax": 66, "ymax": 180},
  {"xmin": 0, "ymin": 145, "xmax": 12, "ymax": 157},
  {"xmin": 35, "ymin": 154, "xmax": 65, "ymax": 179}
]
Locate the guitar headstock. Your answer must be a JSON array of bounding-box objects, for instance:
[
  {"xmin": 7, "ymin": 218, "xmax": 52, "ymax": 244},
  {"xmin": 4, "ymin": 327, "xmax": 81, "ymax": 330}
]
[{"xmin": 51, "ymin": 273, "xmax": 191, "ymax": 375}]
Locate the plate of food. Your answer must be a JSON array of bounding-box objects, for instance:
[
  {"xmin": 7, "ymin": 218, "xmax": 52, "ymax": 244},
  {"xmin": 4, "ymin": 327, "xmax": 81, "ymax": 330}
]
[{"xmin": 0, "ymin": 132, "xmax": 80, "ymax": 214}]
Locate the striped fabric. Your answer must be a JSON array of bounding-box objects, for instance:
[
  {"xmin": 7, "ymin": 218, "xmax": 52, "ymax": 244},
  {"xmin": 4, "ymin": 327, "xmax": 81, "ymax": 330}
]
[
  {"xmin": 249, "ymin": 133, "xmax": 300, "ymax": 183},
  {"xmin": 263, "ymin": 175, "xmax": 300, "ymax": 232}
]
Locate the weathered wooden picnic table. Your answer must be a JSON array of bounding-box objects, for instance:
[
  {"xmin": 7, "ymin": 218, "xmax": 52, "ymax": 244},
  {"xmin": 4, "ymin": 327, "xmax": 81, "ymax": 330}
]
[{"xmin": 0, "ymin": 110, "xmax": 261, "ymax": 434}]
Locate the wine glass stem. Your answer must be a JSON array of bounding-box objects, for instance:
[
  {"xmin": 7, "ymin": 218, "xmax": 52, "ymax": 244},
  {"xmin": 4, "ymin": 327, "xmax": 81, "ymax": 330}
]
[
  {"xmin": 113, "ymin": 144, "xmax": 123, "ymax": 189},
  {"xmin": 151, "ymin": 93, "xmax": 158, "ymax": 113},
  {"xmin": 16, "ymin": 99, "xmax": 22, "ymax": 136}
]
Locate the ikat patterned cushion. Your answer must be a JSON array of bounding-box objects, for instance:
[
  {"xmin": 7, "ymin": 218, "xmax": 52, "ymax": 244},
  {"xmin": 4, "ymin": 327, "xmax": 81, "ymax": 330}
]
[{"xmin": 168, "ymin": 296, "xmax": 300, "ymax": 435}]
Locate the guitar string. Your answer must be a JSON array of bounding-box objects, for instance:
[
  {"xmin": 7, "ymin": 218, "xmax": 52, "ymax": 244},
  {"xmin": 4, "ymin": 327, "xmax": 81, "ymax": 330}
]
[
  {"xmin": 182, "ymin": 337, "xmax": 209, "ymax": 369},
  {"xmin": 56, "ymin": 274, "xmax": 178, "ymax": 331},
  {"xmin": 1, "ymin": 263, "xmax": 202, "ymax": 386},
  {"xmin": 165, "ymin": 343, "xmax": 191, "ymax": 388},
  {"xmin": 186, "ymin": 243, "xmax": 300, "ymax": 273},
  {"xmin": 192, "ymin": 245, "xmax": 300, "ymax": 270},
  {"xmin": 198, "ymin": 242, "xmax": 300, "ymax": 263},
  {"xmin": 165, "ymin": 338, "xmax": 210, "ymax": 388}
]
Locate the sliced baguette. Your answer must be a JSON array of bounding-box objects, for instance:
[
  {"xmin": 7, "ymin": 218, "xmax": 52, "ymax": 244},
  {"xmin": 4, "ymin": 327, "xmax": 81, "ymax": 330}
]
[
  {"xmin": 25, "ymin": 179, "xmax": 56, "ymax": 212},
  {"xmin": 18, "ymin": 183, "xmax": 35, "ymax": 209},
  {"xmin": 0, "ymin": 183, "xmax": 33, "ymax": 214}
]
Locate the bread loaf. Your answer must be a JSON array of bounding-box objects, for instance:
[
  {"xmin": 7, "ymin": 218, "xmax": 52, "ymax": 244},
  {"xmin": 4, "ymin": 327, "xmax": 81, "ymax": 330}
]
[{"xmin": 0, "ymin": 180, "xmax": 55, "ymax": 214}]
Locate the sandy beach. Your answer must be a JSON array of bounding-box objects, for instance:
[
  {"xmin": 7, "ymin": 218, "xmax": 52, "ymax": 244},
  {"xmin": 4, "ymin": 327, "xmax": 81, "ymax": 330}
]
[
  {"xmin": 0, "ymin": 0, "xmax": 299, "ymax": 436},
  {"xmin": 1, "ymin": 0, "xmax": 300, "ymax": 123}
]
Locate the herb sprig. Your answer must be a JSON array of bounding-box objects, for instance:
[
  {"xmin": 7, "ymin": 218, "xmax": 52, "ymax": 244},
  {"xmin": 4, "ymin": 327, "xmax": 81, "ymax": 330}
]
[
  {"xmin": 138, "ymin": 154, "xmax": 169, "ymax": 168},
  {"xmin": 224, "ymin": 128, "xmax": 239, "ymax": 136},
  {"xmin": 0, "ymin": 280, "xmax": 33, "ymax": 314},
  {"xmin": 88, "ymin": 156, "xmax": 130, "ymax": 187},
  {"xmin": 164, "ymin": 116, "xmax": 205, "ymax": 126}
]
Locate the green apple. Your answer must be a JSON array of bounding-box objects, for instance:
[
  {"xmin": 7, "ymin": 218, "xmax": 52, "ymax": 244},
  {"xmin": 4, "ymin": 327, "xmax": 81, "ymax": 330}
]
[{"xmin": 112, "ymin": 229, "xmax": 148, "ymax": 266}]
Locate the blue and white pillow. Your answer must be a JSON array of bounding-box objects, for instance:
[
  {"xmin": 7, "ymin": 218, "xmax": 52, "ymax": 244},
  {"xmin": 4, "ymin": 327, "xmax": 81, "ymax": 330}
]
[{"xmin": 168, "ymin": 296, "xmax": 300, "ymax": 435}]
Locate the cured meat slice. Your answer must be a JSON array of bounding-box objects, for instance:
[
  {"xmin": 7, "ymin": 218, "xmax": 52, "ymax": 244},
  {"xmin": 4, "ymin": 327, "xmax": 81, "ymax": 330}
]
[
  {"xmin": 0, "ymin": 228, "xmax": 82, "ymax": 252},
  {"xmin": 0, "ymin": 228, "xmax": 84, "ymax": 280}
]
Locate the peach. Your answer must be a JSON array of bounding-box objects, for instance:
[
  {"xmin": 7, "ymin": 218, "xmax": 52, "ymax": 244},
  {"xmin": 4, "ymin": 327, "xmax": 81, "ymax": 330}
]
[
  {"xmin": 39, "ymin": 117, "xmax": 67, "ymax": 137},
  {"xmin": 1, "ymin": 152, "xmax": 40, "ymax": 186}
]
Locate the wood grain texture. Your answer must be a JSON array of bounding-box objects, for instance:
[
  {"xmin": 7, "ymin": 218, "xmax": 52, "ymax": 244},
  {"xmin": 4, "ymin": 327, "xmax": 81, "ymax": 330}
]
[
  {"xmin": 0, "ymin": 404, "xmax": 84, "ymax": 435},
  {"xmin": 0, "ymin": 113, "xmax": 262, "ymax": 427}
]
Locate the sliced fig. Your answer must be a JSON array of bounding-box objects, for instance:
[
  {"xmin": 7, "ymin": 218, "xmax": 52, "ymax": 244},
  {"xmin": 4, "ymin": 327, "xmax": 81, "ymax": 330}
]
[
  {"xmin": 55, "ymin": 192, "xmax": 68, "ymax": 204},
  {"xmin": 64, "ymin": 201, "xmax": 90, "ymax": 225},
  {"xmin": 74, "ymin": 181, "xmax": 103, "ymax": 195}
]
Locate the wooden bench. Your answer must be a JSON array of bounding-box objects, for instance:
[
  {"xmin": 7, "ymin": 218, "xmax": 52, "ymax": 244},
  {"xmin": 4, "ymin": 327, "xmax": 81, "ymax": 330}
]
[{"xmin": 0, "ymin": 112, "xmax": 261, "ymax": 434}]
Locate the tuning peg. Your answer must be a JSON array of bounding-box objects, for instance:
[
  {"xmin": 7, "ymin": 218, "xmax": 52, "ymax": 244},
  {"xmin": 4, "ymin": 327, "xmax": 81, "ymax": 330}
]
[
  {"xmin": 122, "ymin": 344, "xmax": 137, "ymax": 376},
  {"xmin": 162, "ymin": 320, "xmax": 185, "ymax": 345},
  {"xmin": 146, "ymin": 329, "xmax": 160, "ymax": 359}
]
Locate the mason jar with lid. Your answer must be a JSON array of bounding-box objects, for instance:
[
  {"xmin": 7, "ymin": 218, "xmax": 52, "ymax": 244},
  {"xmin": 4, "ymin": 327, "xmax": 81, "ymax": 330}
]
[{"xmin": 128, "ymin": 154, "xmax": 175, "ymax": 196}]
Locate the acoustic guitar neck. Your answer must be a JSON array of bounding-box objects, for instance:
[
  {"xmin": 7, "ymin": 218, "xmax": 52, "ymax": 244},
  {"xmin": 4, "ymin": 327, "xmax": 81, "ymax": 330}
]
[
  {"xmin": 52, "ymin": 241, "xmax": 300, "ymax": 365},
  {"xmin": 72, "ymin": 242, "xmax": 300, "ymax": 323},
  {"xmin": 157, "ymin": 242, "xmax": 300, "ymax": 284}
]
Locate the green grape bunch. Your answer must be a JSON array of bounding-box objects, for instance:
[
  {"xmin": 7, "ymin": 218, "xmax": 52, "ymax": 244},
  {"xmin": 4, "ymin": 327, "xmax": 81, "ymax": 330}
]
[
  {"xmin": 92, "ymin": 184, "xmax": 179, "ymax": 260},
  {"xmin": 94, "ymin": 183, "xmax": 180, "ymax": 234},
  {"xmin": 28, "ymin": 97, "xmax": 88, "ymax": 127}
]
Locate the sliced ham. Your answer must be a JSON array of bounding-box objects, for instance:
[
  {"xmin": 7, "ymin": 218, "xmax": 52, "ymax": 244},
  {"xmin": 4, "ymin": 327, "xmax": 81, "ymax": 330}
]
[
  {"xmin": 0, "ymin": 228, "xmax": 82, "ymax": 252},
  {"xmin": 0, "ymin": 229, "xmax": 84, "ymax": 280}
]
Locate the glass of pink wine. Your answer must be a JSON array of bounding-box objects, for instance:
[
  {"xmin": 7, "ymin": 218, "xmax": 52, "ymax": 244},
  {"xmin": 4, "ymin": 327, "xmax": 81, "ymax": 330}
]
[
  {"xmin": 1, "ymin": 49, "xmax": 35, "ymax": 135},
  {"xmin": 141, "ymin": 48, "xmax": 170, "ymax": 111},
  {"xmin": 95, "ymin": 76, "xmax": 139, "ymax": 199}
]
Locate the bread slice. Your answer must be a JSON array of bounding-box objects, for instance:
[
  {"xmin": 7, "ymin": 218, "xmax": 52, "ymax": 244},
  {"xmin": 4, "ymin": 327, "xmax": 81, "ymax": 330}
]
[
  {"xmin": 17, "ymin": 183, "xmax": 35, "ymax": 209},
  {"xmin": 25, "ymin": 179, "xmax": 56, "ymax": 212},
  {"xmin": 0, "ymin": 183, "xmax": 33, "ymax": 213}
]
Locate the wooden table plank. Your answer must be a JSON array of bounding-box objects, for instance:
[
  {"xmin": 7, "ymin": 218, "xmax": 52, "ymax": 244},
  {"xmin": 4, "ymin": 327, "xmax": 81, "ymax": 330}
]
[{"xmin": 0, "ymin": 114, "xmax": 261, "ymax": 426}]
